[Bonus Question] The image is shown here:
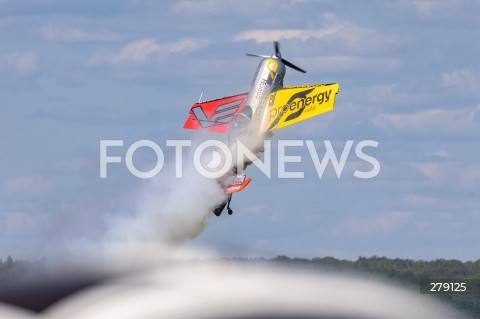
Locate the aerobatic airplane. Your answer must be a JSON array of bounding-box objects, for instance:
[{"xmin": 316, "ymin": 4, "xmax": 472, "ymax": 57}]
[{"xmin": 184, "ymin": 42, "xmax": 339, "ymax": 216}]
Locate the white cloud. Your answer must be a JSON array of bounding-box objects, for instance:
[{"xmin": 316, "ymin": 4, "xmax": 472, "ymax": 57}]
[
  {"xmin": 54, "ymin": 158, "xmax": 92, "ymax": 171},
  {"xmin": 366, "ymin": 84, "xmax": 410, "ymax": 104},
  {"xmin": 374, "ymin": 105, "xmax": 480, "ymax": 132},
  {"xmin": 233, "ymin": 13, "xmax": 403, "ymax": 53},
  {"xmin": 40, "ymin": 25, "xmax": 122, "ymax": 43},
  {"xmin": 171, "ymin": 0, "xmax": 235, "ymax": 14},
  {"xmin": 234, "ymin": 25, "xmax": 344, "ymax": 43},
  {"xmin": 409, "ymin": 160, "xmax": 480, "ymax": 191},
  {"xmin": 171, "ymin": 0, "xmax": 278, "ymax": 16},
  {"xmin": 413, "ymin": 0, "xmax": 447, "ymax": 15},
  {"xmin": 442, "ymin": 68, "xmax": 478, "ymax": 91},
  {"xmin": 331, "ymin": 211, "xmax": 415, "ymax": 238},
  {"xmin": 88, "ymin": 38, "xmax": 210, "ymax": 66},
  {"xmin": 430, "ymin": 150, "xmax": 452, "ymax": 159},
  {"xmin": 395, "ymin": 0, "xmax": 480, "ymax": 24},
  {"xmin": 0, "ymin": 212, "xmax": 37, "ymax": 235},
  {"xmin": 409, "ymin": 162, "xmax": 444, "ymax": 180},
  {"xmin": 300, "ymin": 56, "xmax": 400, "ymax": 73},
  {"xmin": 413, "ymin": 0, "xmax": 463, "ymax": 17},
  {"xmin": 0, "ymin": 0, "xmax": 53, "ymax": 6},
  {"xmin": 244, "ymin": 204, "xmax": 264, "ymax": 215},
  {"xmin": 403, "ymin": 194, "xmax": 439, "ymax": 208},
  {"xmin": 3, "ymin": 174, "xmax": 54, "ymax": 196},
  {"xmin": 0, "ymin": 51, "xmax": 38, "ymax": 76},
  {"xmin": 459, "ymin": 163, "xmax": 480, "ymax": 187},
  {"xmin": 409, "ymin": 161, "xmax": 480, "ymax": 188}
]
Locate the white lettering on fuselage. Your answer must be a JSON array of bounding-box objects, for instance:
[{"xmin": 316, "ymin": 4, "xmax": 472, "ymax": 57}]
[{"xmin": 252, "ymin": 79, "xmax": 268, "ymax": 109}]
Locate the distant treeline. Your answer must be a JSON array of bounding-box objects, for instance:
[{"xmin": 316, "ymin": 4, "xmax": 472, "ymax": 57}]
[
  {"xmin": 0, "ymin": 256, "xmax": 47, "ymax": 283},
  {"xmin": 271, "ymin": 255, "xmax": 480, "ymax": 281},
  {"xmin": 1, "ymin": 255, "xmax": 479, "ymax": 317}
]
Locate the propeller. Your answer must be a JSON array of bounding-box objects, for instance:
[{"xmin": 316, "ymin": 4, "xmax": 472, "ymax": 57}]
[
  {"xmin": 274, "ymin": 41, "xmax": 281, "ymax": 57},
  {"xmin": 246, "ymin": 41, "xmax": 306, "ymax": 73},
  {"xmin": 246, "ymin": 53, "xmax": 270, "ymax": 58},
  {"xmin": 282, "ymin": 56, "xmax": 306, "ymax": 73}
]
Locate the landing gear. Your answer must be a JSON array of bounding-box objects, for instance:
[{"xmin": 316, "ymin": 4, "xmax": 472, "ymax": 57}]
[
  {"xmin": 226, "ymin": 193, "xmax": 233, "ymax": 215},
  {"xmin": 211, "ymin": 194, "xmax": 234, "ymax": 216}
]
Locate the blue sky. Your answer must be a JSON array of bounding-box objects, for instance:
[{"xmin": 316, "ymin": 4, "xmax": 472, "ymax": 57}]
[{"xmin": 1, "ymin": 0, "xmax": 479, "ymax": 261}]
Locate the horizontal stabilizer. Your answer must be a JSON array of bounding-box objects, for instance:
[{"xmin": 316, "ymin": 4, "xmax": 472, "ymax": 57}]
[{"xmin": 224, "ymin": 175, "xmax": 252, "ymax": 194}]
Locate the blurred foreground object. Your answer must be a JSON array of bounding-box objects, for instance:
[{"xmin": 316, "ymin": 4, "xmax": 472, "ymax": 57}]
[{"xmin": 0, "ymin": 261, "xmax": 469, "ymax": 319}]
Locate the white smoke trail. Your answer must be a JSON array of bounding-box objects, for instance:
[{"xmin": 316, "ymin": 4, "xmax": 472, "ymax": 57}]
[
  {"xmin": 96, "ymin": 162, "xmax": 225, "ymax": 264},
  {"xmin": 52, "ymin": 143, "xmax": 228, "ymax": 270},
  {"xmin": 50, "ymin": 129, "xmax": 269, "ymax": 269},
  {"xmin": 104, "ymin": 164, "xmax": 225, "ymax": 244},
  {"xmin": 94, "ymin": 135, "xmax": 271, "ymax": 264}
]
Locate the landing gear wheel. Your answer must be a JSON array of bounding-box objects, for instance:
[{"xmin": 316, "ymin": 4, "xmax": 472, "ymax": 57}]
[{"xmin": 226, "ymin": 193, "xmax": 233, "ymax": 216}]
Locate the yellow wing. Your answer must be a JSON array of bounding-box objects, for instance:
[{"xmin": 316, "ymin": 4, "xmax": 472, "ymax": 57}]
[{"xmin": 267, "ymin": 83, "xmax": 339, "ymax": 130}]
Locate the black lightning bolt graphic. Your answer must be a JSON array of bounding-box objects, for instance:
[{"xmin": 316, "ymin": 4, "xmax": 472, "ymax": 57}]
[{"xmin": 268, "ymin": 88, "xmax": 314, "ymax": 130}]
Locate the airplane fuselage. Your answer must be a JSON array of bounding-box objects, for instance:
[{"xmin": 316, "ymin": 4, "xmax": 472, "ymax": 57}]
[
  {"xmin": 228, "ymin": 57, "xmax": 286, "ymax": 153},
  {"xmin": 246, "ymin": 57, "xmax": 286, "ymax": 134}
]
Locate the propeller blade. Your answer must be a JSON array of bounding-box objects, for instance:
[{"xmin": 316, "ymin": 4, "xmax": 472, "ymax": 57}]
[
  {"xmin": 246, "ymin": 41, "xmax": 306, "ymax": 73},
  {"xmin": 282, "ymin": 58, "xmax": 306, "ymax": 73},
  {"xmin": 246, "ymin": 53, "xmax": 270, "ymax": 58},
  {"xmin": 274, "ymin": 41, "xmax": 280, "ymax": 57}
]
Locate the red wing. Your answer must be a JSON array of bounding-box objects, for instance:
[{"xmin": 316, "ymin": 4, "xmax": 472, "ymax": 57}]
[{"xmin": 183, "ymin": 93, "xmax": 247, "ymax": 133}]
